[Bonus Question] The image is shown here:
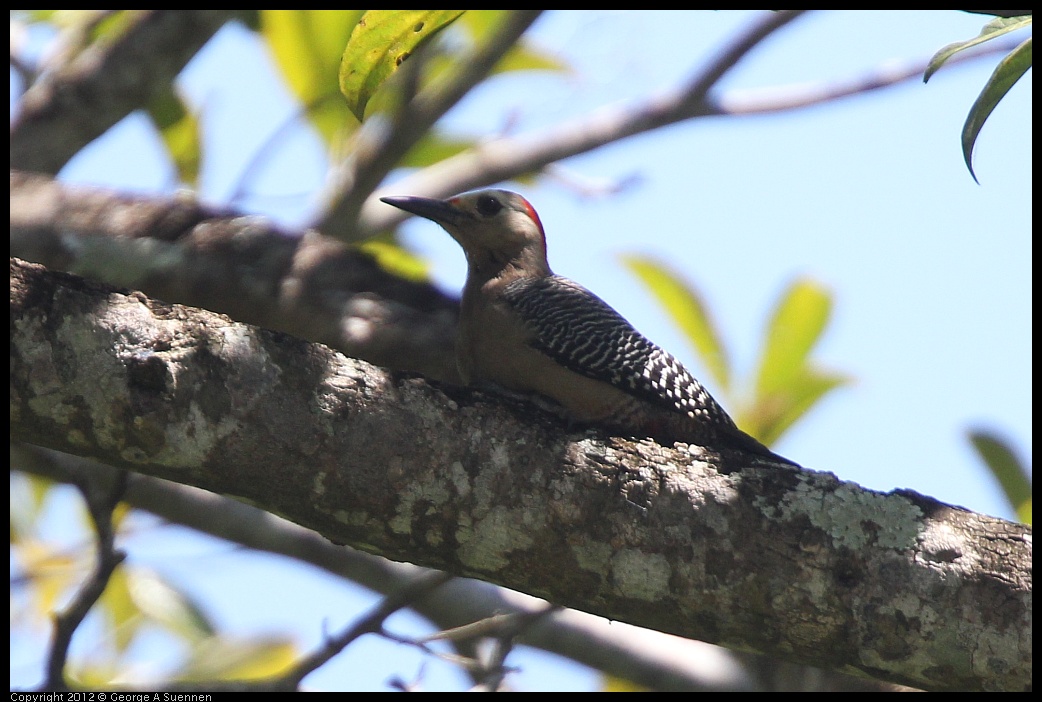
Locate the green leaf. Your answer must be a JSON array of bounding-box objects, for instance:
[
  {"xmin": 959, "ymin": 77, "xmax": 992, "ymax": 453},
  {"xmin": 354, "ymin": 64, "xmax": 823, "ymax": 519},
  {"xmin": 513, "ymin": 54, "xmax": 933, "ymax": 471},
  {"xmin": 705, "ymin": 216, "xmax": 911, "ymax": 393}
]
[
  {"xmin": 961, "ymin": 36, "xmax": 1031, "ymax": 182},
  {"xmin": 339, "ymin": 10, "xmax": 465, "ymax": 122},
  {"xmin": 755, "ymin": 278, "xmax": 832, "ymax": 397},
  {"xmin": 969, "ymin": 430, "xmax": 1032, "ymax": 524},
  {"xmin": 620, "ymin": 254, "xmax": 730, "ymax": 390},
  {"xmin": 744, "ymin": 367, "xmax": 850, "ymax": 446},
  {"xmin": 147, "ymin": 86, "xmax": 201, "ymax": 187},
  {"xmin": 743, "ymin": 279, "xmax": 848, "ymax": 444},
  {"xmin": 924, "ymin": 16, "xmax": 1032, "ymax": 82},
  {"xmin": 261, "ymin": 10, "xmax": 362, "ymax": 144}
]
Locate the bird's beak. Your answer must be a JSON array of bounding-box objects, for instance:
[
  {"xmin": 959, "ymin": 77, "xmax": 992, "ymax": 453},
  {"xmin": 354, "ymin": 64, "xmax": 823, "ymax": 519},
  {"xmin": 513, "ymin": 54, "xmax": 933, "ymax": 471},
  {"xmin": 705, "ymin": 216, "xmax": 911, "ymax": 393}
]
[{"xmin": 380, "ymin": 195, "xmax": 465, "ymax": 227}]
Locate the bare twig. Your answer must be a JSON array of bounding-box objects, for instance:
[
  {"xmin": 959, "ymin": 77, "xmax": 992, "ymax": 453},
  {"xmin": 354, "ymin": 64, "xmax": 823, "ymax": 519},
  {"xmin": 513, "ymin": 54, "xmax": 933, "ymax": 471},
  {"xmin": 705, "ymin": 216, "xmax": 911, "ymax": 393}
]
[
  {"xmin": 42, "ymin": 471, "xmax": 128, "ymax": 691},
  {"xmin": 355, "ymin": 10, "xmax": 806, "ymax": 234},
  {"xmin": 420, "ymin": 608, "xmax": 555, "ymax": 645},
  {"xmin": 674, "ymin": 10, "xmax": 807, "ymax": 113},
  {"xmin": 961, "ymin": 10, "xmax": 1032, "ymax": 18},
  {"xmin": 355, "ymin": 21, "xmax": 1017, "ymax": 237},
  {"xmin": 422, "ymin": 606, "xmax": 558, "ymax": 691},
  {"xmin": 717, "ymin": 40, "xmax": 1021, "ymax": 115},
  {"xmin": 277, "ymin": 571, "xmax": 453, "ymax": 690},
  {"xmin": 227, "ymin": 92, "xmax": 346, "ymax": 209}
]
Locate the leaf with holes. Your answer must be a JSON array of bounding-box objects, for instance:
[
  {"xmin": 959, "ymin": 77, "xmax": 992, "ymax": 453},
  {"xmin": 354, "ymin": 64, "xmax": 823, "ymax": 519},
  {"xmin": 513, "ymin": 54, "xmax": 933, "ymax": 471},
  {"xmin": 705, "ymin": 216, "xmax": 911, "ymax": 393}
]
[{"xmin": 339, "ymin": 10, "xmax": 465, "ymax": 122}]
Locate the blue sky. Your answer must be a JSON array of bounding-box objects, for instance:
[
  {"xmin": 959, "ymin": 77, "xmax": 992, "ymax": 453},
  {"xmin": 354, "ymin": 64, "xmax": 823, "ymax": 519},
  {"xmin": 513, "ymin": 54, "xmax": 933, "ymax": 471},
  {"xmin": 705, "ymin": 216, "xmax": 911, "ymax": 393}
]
[{"xmin": 12, "ymin": 10, "xmax": 1031, "ymax": 691}]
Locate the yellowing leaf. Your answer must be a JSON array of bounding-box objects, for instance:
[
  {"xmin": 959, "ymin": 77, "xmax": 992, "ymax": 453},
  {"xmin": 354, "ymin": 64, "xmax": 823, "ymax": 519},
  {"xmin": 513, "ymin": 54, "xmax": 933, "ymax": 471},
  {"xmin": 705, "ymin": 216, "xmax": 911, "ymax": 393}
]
[
  {"xmin": 358, "ymin": 238, "xmax": 431, "ymax": 283},
  {"xmin": 174, "ymin": 635, "xmax": 298, "ymax": 682},
  {"xmin": 129, "ymin": 567, "xmax": 217, "ymax": 642},
  {"xmin": 602, "ymin": 674, "xmax": 651, "ymax": 691},
  {"xmin": 339, "ymin": 10, "xmax": 465, "ymax": 122},
  {"xmin": 98, "ymin": 567, "xmax": 142, "ymax": 653},
  {"xmin": 11, "ymin": 539, "xmax": 83, "ymax": 629}
]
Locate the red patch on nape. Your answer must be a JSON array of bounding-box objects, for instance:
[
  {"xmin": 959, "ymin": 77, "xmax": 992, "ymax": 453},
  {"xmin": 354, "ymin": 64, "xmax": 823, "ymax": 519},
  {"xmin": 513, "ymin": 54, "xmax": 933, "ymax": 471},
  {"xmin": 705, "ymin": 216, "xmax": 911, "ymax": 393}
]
[{"xmin": 517, "ymin": 196, "xmax": 545, "ymax": 237}]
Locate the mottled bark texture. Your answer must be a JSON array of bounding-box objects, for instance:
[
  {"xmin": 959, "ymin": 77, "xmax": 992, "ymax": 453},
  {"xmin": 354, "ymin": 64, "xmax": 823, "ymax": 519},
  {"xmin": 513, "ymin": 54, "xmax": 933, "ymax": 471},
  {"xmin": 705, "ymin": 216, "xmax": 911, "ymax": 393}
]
[{"xmin": 10, "ymin": 258, "xmax": 1031, "ymax": 691}]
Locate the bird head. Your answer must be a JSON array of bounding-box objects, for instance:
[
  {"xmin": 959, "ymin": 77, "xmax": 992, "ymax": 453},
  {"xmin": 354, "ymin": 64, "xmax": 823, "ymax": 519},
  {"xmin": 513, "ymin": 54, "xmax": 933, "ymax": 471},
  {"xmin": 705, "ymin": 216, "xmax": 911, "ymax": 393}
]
[{"xmin": 381, "ymin": 189, "xmax": 550, "ymax": 278}]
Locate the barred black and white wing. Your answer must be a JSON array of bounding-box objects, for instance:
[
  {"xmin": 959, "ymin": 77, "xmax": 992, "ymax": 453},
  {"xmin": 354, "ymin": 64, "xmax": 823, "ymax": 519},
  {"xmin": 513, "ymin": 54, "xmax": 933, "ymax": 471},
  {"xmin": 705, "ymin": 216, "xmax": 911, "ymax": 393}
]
[{"xmin": 501, "ymin": 275, "xmax": 738, "ymax": 430}]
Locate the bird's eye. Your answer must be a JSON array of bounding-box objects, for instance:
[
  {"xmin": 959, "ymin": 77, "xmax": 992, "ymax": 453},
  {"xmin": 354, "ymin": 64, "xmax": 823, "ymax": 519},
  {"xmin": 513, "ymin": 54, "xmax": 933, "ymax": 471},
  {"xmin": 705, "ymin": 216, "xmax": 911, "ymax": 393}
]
[{"xmin": 475, "ymin": 195, "xmax": 503, "ymax": 217}]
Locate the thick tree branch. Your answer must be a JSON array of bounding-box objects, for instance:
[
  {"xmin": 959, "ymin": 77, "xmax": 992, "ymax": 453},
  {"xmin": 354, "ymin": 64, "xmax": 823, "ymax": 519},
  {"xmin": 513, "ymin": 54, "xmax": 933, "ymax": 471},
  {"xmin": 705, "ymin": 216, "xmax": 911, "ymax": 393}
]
[
  {"xmin": 10, "ymin": 22, "xmax": 1019, "ymax": 390},
  {"xmin": 10, "ymin": 10, "xmax": 234, "ymax": 174},
  {"xmin": 11, "ymin": 258, "xmax": 1031, "ymax": 691},
  {"xmin": 10, "ymin": 172, "xmax": 461, "ymax": 383},
  {"xmin": 18, "ymin": 446, "xmax": 902, "ymax": 691}
]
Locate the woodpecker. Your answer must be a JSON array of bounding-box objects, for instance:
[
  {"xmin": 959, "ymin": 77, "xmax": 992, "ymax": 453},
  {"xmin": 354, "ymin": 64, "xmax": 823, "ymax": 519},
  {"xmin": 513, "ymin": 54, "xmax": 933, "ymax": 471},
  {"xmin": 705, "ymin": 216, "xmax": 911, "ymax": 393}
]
[{"xmin": 381, "ymin": 189, "xmax": 797, "ymax": 466}]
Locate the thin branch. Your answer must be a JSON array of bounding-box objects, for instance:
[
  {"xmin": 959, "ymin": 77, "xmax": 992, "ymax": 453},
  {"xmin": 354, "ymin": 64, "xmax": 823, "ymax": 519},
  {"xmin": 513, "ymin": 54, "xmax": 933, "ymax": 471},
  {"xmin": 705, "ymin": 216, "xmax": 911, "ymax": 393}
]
[
  {"xmin": 316, "ymin": 10, "xmax": 544, "ymax": 241},
  {"xmin": 961, "ymin": 10, "xmax": 1032, "ymax": 18},
  {"xmin": 717, "ymin": 39, "xmax": 1022, "ymax": 115},
  {"xmin": 42, "ymin": 471, "xmax": 128, "ymax": 691},
  {"xmin": 419, "ymin": 608, "xmax": 556, "ymax": 645},
  {"xmin": 422, "ymin": 606, "xmax": 558, "ymax": 691},
  {"xmin": 355, "ymin": 25, "xmax": 1016, "ymax": 237},
  {"xmin": 10, "ymin": 50, "xmax": 36, "ymax": 89},
  {"xmin": 674, "ymin": 10, "xmax": 807, "ymax": 114},
  {"xmin": 278, "ymin": 572, "xmax": 453, "ymax": 690},
  {"xmin": 226, "ymin": 92, "xmax": 346, "ymax": 209},
  {"xmin": 355, "ymin": 10, "xmax": 806, "ymax": 234}
]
